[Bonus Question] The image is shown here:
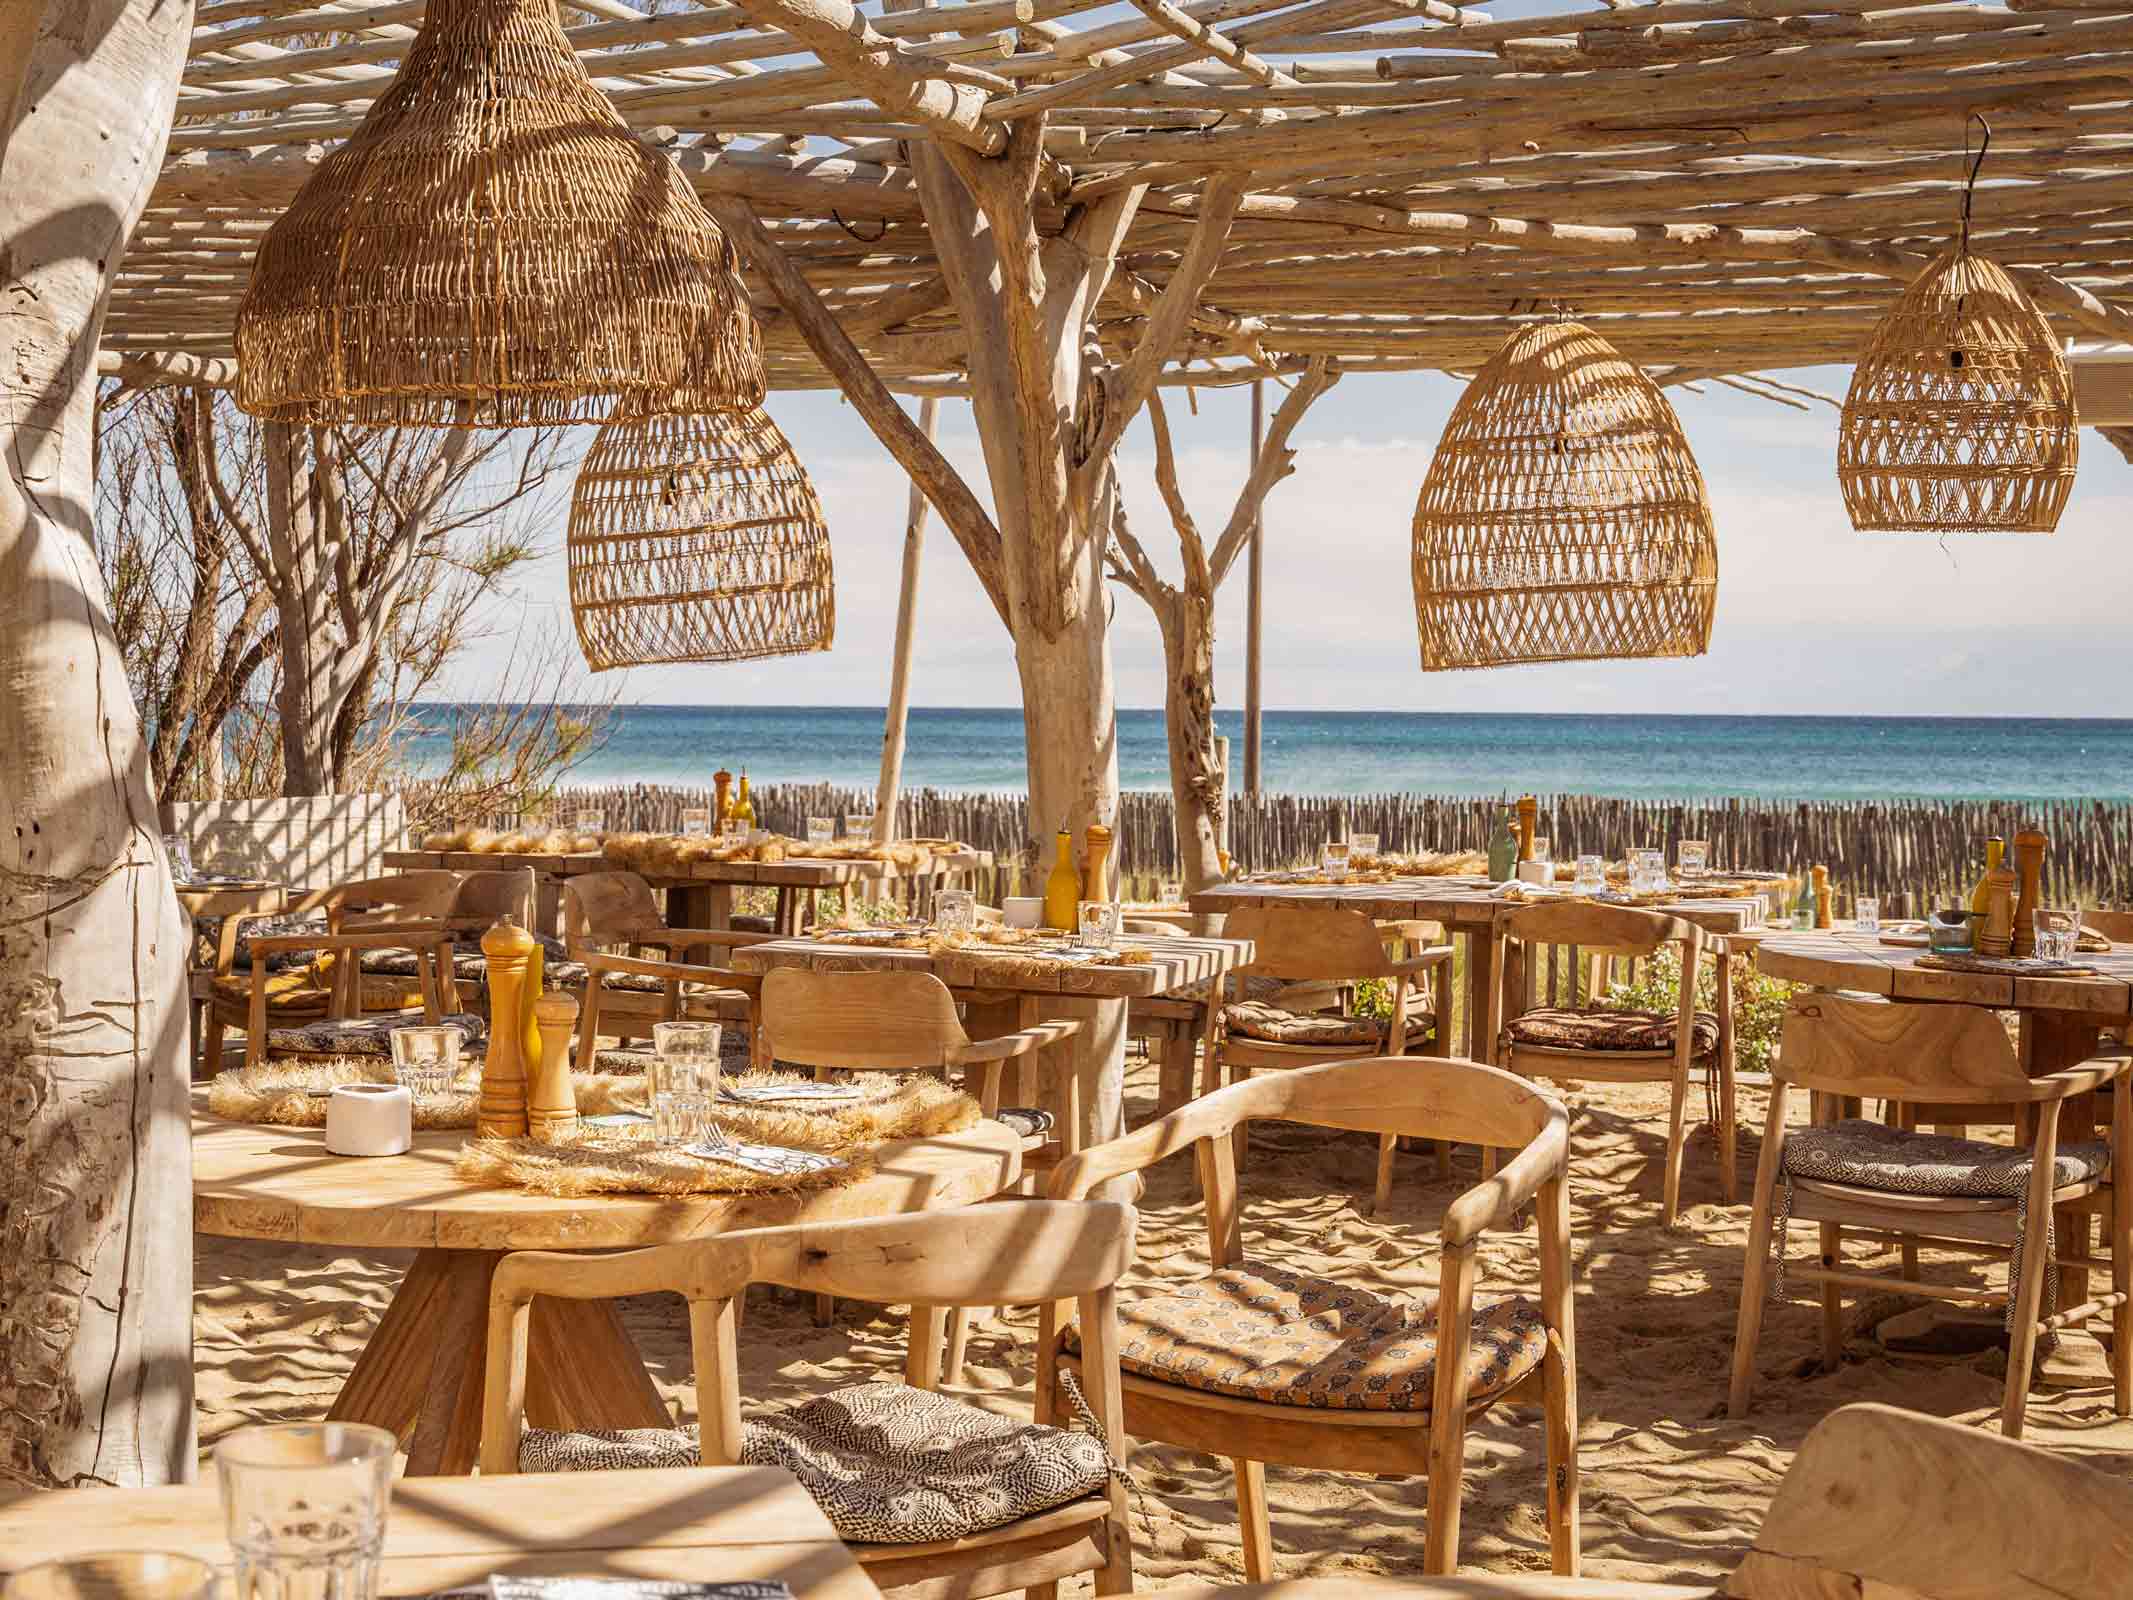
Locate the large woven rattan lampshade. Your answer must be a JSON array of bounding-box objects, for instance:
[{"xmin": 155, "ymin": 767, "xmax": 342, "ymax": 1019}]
[
  {"xmin": 234, "ymin": 0, "xmax": 763, "ymax": 427},
  {"xmin": 1838, "ymin": 247, "xmax": 2078, "ymax": 532},
  {"xmin": 568, "ymin": 406, "xmax": 833, "ymax": 671},
  {"xmin": 1412, "ymin": 319, "xmax": 1718, "ymax": 671}
]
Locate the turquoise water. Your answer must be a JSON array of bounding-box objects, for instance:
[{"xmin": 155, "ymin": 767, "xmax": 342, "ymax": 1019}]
[{"xmin": 402, "ymin": 706, "xmax": 2133, "ymax": 801}]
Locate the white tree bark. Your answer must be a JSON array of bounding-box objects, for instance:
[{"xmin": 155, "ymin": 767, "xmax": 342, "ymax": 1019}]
[{"xmin": 0, "ymin": 0, "xmax": 197, "ymax": 1488}]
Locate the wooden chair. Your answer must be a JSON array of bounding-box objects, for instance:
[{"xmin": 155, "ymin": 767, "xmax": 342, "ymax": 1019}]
[
  {"xmin": 562, "ymin": 871, "xmax": 771, "ymax": 1066},
  {"xmin": 202, "ymin": 870, "xmax": 459, "ymax": 1071},
  {"xmin": 1142, "ymin": 1400, "xmax": 2133, "ymax": 1600},
  {"xmin": 478, "ymin": 1200, "xmax": 1136, "ymax": 1600},
  {"xmin": 1046, "ymin": 1056, "xmax": 1577, "ymax": 1578},
  {"xmin": 1208, "ymin": 905, "xmax": 1455, "ymax": 1211},
  {"xmin": 1729, "ymin": 994, "xmax": 2131, "ymax": 1438},
  {"xmin": 1498, "ymin": 902, "xmax": 1720, "ymax": 1225},
  {"xmin": 431, "ymin": 867, "xmax": 537, "ymax": 1013}
]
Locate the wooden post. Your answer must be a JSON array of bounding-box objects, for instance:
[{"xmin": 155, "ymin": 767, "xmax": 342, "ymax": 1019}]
[
  {"xmin": 1214, "ymin": 735, "xmax": 1232, "ymax": 856},
  {"xmin": 1243, "ymin": 381, "xmax": 1265, "ymax": 797},
  {"xmin": 874, "ymin": 397, "xmax": 937, "ymax": 845}
]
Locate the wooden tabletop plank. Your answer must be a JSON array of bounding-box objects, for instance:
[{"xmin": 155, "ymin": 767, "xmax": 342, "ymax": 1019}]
[
  {"xmin": 730, "ymin": 932, "xmax": 1249, "ymax": 999},
  {"xmin": 0, "ymin": 1468, "xmax": 880, "ymax": 1600},
  {"xmin": 1755, "ymin": 930, "xmax": 2133, "ymax": 1016},
  {"xmin": 192, "ymin": 1090, "xmax": 1022, "ymax": 1250},
  {"xmin": 1190, "ymin": 879, "xmax": 1765, "ymax": 935}
]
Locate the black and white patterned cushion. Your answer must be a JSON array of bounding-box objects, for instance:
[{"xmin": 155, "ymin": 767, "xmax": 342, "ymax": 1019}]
[
  {"xmin": 200, "ymin": 913, "xmax": 331, "ymax": 973},
  {"xmin": 518, "ymin": 1382, "xmax": 1109, "ymax": 1544},
  {"xmin": 264, "ymin": 1012, "xmax": 485, "ymax": 1058}
]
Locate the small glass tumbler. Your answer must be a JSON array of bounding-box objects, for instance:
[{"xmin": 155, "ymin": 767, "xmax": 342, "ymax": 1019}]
[
  {"xmin": 389, "ymin": 1026, "xmax": 460, "ymax": 1099},
  {"xmin": 217, "ymin": 1422, "xmax": 394, "ymax": 1600},
  {"xmin": 162, "ymin": 833, "xmax": 199, "ymax": 885},
  {"xmin": 574, "ymin": 809, "xmax": 604, "ymax": 834},
  {"xmin": 719, "ymin": 817, "xmax": 746, "ymax": 840},
  {"xmin": 805, "ymin": 817, "xmax": 834, "ymax": 847},
  {"xmin": 2035, "ymin": 907, "xmax": 2081, "ymax": 964},
  {"xmin": 1631, "ymin": 848, "xmax": 1666, "ymax": 895},
  {"xmin": 653, "ymin": 1022, "xmax": 721, "ymax": 1136},
  {"xmin": 1349, "ymin": 832, "xmax": 1379, "ymax": 862},
  {"xmin": 1320, "ymin": 841, "xmax": 1351, "ymax": 881},
  {"xmin": 1575, "ymin": 854, "xmax": 1606, "ymax": 896},
  {"xmin": 1158, "ymin": 880, "xmax": 1184, "ymax": 907},
  {"xmin": 1078, "ymin": 901, "xmax": 1121, "ymax": 951},
  {"xmin": 844, "ymin": 813, "xmax": 875, "ymax": 840},
  {"xmin": 1853, "ymin": 896, "xmax": 1881, "ymax": 934},
  {"xmin": 1529, "ymin": 835, "xmax": 1552, "ymax": 868},
  {"xmin": 936, "ymin": 888, "xmax": 977, "ymax": 935},
  {"xmin": 680, "ymin": 807, "xmax": 712, "ymax": 837},
  {"xmin": 6, "ymin": 1554, "xmax": 217, "ymax": 1600},
  {"xmin": 1677, "ymin": 839, "xmax": 1709, "ymax": 880}
]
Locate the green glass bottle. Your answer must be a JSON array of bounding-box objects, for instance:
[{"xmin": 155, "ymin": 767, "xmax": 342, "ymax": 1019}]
[
  {"xmin": 1487, "ymin": 809, "xmax": 1520, "ymax": 882},
  {"xmin": 1792, "ymin": 873, "xmax": 1817, "ymax": 931}
]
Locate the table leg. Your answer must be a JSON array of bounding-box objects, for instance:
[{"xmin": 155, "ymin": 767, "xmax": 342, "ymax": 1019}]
[
  {"xmin": 332, "ymin": 1249, "xmax": 670, "ymax": 1476},
  {"xmin": 670, "ymin": 884, "xmax": 733, "ymax": 931},
  {"xmin": 1715, "ymin": 940, "xmax": 1739, "ymax": 1205},
  {"xmin": 1042, "ymin": 994, "xmax": 1128, "ymax": 1198},
  {"xmin": 776, "ymin": 888, "xmax": 806, "ymax": 937}
]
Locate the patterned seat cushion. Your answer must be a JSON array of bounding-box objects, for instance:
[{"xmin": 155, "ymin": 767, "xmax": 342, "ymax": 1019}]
[
  {"xmin": 1222, "ymin": 1002, "xmax": 1390, "ymax": 1048},
  {"xmin": 1506, "ymin": 1006, "xmax": 1719, "ymax": 1055},
  {"xmin": 198, "ymin": 914, "xmax": 330, "ymax": 973},
  {"xmin": 1171, "ymin": 973, "xmax": 1289, "ymax": 1005},
  {"xmin": 518, "ymin": 1382, "xmax": 1109, "ymax": 1545},
  {"xmin": 1064, "ymin": 1261, "xmax": 1545, "ymax": 1413},
  {"xmin": 265, "ymin": 1012, "xmax": 485, "ymax": 1059},
  {"xmin": 1784, "ymin": 1118, "xmax": 2110, "ymax": 1197}
]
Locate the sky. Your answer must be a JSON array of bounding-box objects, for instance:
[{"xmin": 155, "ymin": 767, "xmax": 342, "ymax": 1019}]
[{"xmin": 447, "ymin": 362, "xmax": 2133, "ymax": 718}]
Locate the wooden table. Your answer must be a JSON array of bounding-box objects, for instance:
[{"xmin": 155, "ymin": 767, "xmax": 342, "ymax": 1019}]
[
  {"xmin": 383, "ymin": 847, "xmax": 992, "ymax": 935},
  {"xmin": 0, "ymin": 1466, "xmax": 883, "ymax": 1600},
  {"xmin": 194, "ymin": 1090, "xmax": 1021, "ymax": 1475},
  {"xmin": 731, "ymin": 932, "xmax": 1251, "ymax": 1161}
]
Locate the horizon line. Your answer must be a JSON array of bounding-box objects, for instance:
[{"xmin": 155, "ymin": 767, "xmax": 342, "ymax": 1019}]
[{"xmin": 404, "ymin": 702, "xmax": 2133, "ymax": 725}]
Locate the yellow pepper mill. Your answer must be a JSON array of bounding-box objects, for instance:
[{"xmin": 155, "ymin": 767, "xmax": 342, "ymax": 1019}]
[{"xmin": 478, "ymin": 914, "xmax": 538, "ymax": 1139}]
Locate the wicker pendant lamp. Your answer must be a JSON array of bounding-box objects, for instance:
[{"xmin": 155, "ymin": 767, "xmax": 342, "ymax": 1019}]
[
  {"xmin": 568, "ymin": 406, "xmax": 834, "ymax": 671},
  {"xmin": 1837, "ymin": 124, "xmax": 2076, "ymax": 532},
  {"xmin": 1412, "ymin": 318, "xmax": 1718, "ymax": 671},
  {"xmin": 234, "ymin": 0, "xmax": 763, "ymax": 427}
]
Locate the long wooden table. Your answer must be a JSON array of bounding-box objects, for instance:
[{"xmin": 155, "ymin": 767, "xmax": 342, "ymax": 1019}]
[
  {"xmin": 384, "ymin": 846, "xmax": 992, "ymax": 935},
  {"xmin": 194, "ymin": 1089, "xmax": 1021, "ymax": 1475},
  {"xmin": 0, "ymin": 1467, "xmax": 883, "ymax": 1600}
]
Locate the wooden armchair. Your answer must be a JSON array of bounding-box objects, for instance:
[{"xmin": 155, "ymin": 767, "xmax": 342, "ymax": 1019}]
[
  {"xmin": 202, "ymin": 870, "xmax": 458, "ymax": 1071},
  {"xmin": 1498, "ymin": 901, "xmax": 1718, "ymax": 1225},
  {"xmin": 1730, "ymin": 994, "xmax": 2130, "ymax": 1438},
  {"xmin": 1208, "ymin": 905, "xmax": 1454, "ymax": 1211},
  {"xmin": 1046, "ymin": 1056, "xmax": 1577, "ymax": 1578},
  {"xmin": 562, "ymin": 871, "xmax": 771, "ymax": 1066},
  {"xmin": 479, "ymin": 1200, "xmax": 1136, "ymax": 1600}
]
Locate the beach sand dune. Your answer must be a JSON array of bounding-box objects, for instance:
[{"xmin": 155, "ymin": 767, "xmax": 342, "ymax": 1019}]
[{"xmin": 197, "ymin": 1059, "xmax": 2133, "ymax": 1585}]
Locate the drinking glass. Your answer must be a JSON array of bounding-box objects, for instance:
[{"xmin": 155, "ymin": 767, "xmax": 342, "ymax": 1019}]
[
  {"xmin": 161, "ymin": 833, "xmax": 199, "ymax": 885},
  {"xmin": 1078, "ymin": 901, "xmax": 1120, "ymax": 950},
  {"xmin": 1529, "ymin": 834, "xmax": 1552, "ymax": 868},
  {"xmin": 2035, "ymin": 906, "xmax": 2081, "ymax": 964},
  {"xmin": 1631, "ymin": 848, "xmax": 1666, "ymax": 894},
  {"xmin": 1574, "ymin": 854, "xmax": 1606, "ymax": 896},
  {"xmin": 1320, "ymin": 841, "xmax": 1351, "ymax": 882},
  {"xmin": 844, "ymin": 813, "xmax": 875, "ymax": 840},
  {"xmin": 719, "ymin": 817, "xmax": 746, "ymax": 840},
  {"xmin": 652, "ymin": 1021, "xmax": 721, "ymax": 1140},
  {"xmin": 6, "ymin": 1554, "xmax": 217, "ymax": 1600},
  {"xmin": 1853, "ymin": 896, "xmax": 1881, "ymax": 933},
  {"xmin": 573, "ymin": 809, "xmax": 604, "ymax": 834},
  {"xmin": 1677, "ymin": 838, "xmax": 1709, "ymax": 880},
  {"xmin": 806, "ymin": 816, "xmax": 835, "ymax": 846},
  {"xmin": 217, "ymin": 1422, "xmax": 395, "ymax": 1600},
  {"xmin": 936, "ymin": 888, "xmax": 977, "ymax": 934},
  {"xmin": 680, "ymin": 807, "xmax": 712, "ymax": 837},
  {"xmin": 1158, "ymin": 879, "xmax": 1183, "ymax": 907},
  {"xmin": 1349, "ymin": 832, "xmax": 1380, "ymax": 861},
  {"xmin": 389, "ymin": 1025, "xmax": 460, "ymax": 1099}
]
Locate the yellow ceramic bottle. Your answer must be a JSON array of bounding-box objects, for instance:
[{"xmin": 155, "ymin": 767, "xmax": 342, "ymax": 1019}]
[
  {"xmin": 1969, "ymin": 836, "xmax": 2005, "ymax": 918},
  {"xmin": 1043, "ymin": 829, "xmax": 1083, "ymax": 931},
  {"xmin": 733, "ymin": 769, "xmax": 756, "ymax": 828}
]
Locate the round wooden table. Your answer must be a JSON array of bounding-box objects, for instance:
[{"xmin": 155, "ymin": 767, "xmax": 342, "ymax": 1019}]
[{"xmin": 193, "ymin": 1090, "xmax": 1022, "ymax": 1474}]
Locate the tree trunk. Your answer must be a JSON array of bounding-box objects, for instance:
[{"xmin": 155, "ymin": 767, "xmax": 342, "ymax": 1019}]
[
  {"xmin": 262, "ymin": 422, "xmax": 353, "ymax": 796},
  {"xmin": 1155, "ymin": 590, "xmax": 1226, "ymax": 894},
  {"xmin": 0, "ymin": 0, "xmax": 197, "ymax": 1488}
]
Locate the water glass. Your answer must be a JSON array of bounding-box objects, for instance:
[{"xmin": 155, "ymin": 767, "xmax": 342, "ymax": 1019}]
[
  {"xmin": 1853, "ymin": 896, "xmax": 1881, "ymax": 933},
  {"xmin": 573, "ymin": 809, "xmax": 604, "ymax": 834},
  {"xmin": 680, "ymin": 807, "xmax": 712, "ymax": 837},
  {"xmin": 652, "ymin": 1021, "xmax": 721, "ymax": 1141},
  {"xmin": 1529, "ymin": 834, "xmax": 1552, "ymax": 868},
  {"xmin": 1158, "ymin": 879, "xmax": 1184, "ymax": 907},
  {"xmin": 936, "ymin": 888, "xmax": 977, "ymax": 934},
  {"xmin": 1631, "ymin": 848, "xmax": 1666, "ymax": 895},
  {"xmin": 2035, "ymin": 906, "xmax": 2081, "ymax": 964},
  {"xmin": 806, "ymin": 816, "xmax": 835, "ymax": 846},
  {"xmin": 1677, "ymin": 838, "xmax": 1709, "ymax": 880},
  {"xmin": 1574, "ymin": 854, "xmax": 1606, "ymax": 896},
  {"xmin": 844, "ymin": 813, "xmax": 875, "ymax": 839},
  {"xmin": 161, "ymin": 832, "xmax": 199, "ymax": 885},
  {"xmin": 1349, "ymin": 832, "xmax": 1379, "ymax": 860},
  {"xmin": 1320, "ymin": 841, "xmax": 1351, "ymax": 881},
  {"xmin": 388, "ymin": 1025, "xmax": 460, "ymax": 1099},
  {"xmin": 5, "ymin": 1554, "xmax": 218, "ymax": 1600},
  {"xmin": 217, "ymin": 1422, "xmax": 394, "ymax": 1600},
  {"xmin": 1078, "ymin": 900, "xmax": 1120, "ymax": 950},
  {"xmin": 719, "ymin": 816, "xmax": 746, "ymax": 839}
]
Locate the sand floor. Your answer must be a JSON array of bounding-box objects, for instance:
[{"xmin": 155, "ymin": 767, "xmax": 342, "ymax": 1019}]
[{"xmin": 196, "ymin": 1053, "xmax": 2133, "ymax": 1588}]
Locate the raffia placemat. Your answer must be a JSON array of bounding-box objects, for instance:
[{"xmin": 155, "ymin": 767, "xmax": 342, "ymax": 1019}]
[
  {"xmin": 209, "ymin": 1056, "xmax": 478, "ymax": 1129},
  {"xmin": 805, "ymin": 924, "xmax": 1155, "ymax": 976}
]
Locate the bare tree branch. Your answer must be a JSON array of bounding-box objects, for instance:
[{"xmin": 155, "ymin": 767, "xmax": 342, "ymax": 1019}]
[{"xmin": 1208, "ymin": 356, "xmax": 1339, "ymax": 589}]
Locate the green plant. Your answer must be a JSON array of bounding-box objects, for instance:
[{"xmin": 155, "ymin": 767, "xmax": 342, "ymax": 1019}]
[{"xmin": 1602, "ymin": 946, "xmax": 1795, "ymax": 1075}]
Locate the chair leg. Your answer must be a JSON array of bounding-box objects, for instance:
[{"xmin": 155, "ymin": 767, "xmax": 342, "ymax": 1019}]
[
  {"xmin": 1819, "ymin": 1222, "xmax": 1846, "ymax": 1374},
  {"xmin": 574, "ymin": 988, "xmax": 601, "ymax": 1069},
  {"xmin": 905, "ymin": 1304, "xmax": 944, "ymax": 1391},
  {"xmin": 1373, "ymin": 1133, "xmax": 1399, "ymax": 1215},
  {"xmin": 1729, "ymin": 1085, "xmax": 1790, "ymax": 1418},
  {"xmin": 942, "ymin": 1307, "xmax": 971, "ymax": 1386},
  {"xmin": 1663, "ymin": 1070, "xmax": 1690, "ymax": 1226},
  {"xmin": 1233, "ymin": 1457, "xmax": 1274, "ymax": 1582},
  {"xmin": 2003, "ymin": 1139, "xmax": 2065, "ymax": 1440}
]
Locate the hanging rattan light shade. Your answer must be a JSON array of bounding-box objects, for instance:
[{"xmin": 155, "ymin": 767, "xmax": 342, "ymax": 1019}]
[
  {"xmin": 1412, "ymin": 319, "xmax": 1718, "ymax": 672},
  {"xmin": 234, "ymin": 0, "xmax": 763, "ymax": 428},
  {"xmin": 1837, "ymin": 247, "xmax": 2077, "ymax": 532},
  {"xmin": 568, "ymin": 406, "xmax": 834, "ymax": 671}
]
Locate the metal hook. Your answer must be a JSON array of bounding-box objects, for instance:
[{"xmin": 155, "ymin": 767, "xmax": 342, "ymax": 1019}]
[{"xmin": 1960, "ymin": 112, "xmax": 1992, "ymax": 254}]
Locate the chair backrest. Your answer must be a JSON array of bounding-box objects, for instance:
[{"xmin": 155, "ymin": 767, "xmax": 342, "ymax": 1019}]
[
  {"xmin": 760, "ymin": 967, "xmax": 969, "ymax": 1069},
  {"xmin": 562, "ymin": 871, "xmax": 664, "ymax": 950},
  {"xmin": 1776, "ymin": 994, "xmax": 2033, "ymax": 1105},
  {"xmin": 1221, "ymin": 904, "xmax": 1393, "ymax": 981},
  {"xmin": 447, "ymin": 868, "xmax": 536, "ymax": 932},
  {"xmin": 1502, "ymin": 899, "xmax": 1695, "ymax": 960},
  {"xmin": 1728, "ymin": 1402, "xmax": 2133, "ymax": 1599},
  {"xmin": 2084, "ymin": 908, "xmax": 2133, "ymax": 945},
  {"xmin": 328, "ymin": 870, "xmax": 458, "ymax": 929}
]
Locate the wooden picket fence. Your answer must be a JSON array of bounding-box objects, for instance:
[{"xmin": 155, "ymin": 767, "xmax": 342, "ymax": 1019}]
[{"xmin": 443, "ymin": 784, "xmax": 2133, "ymax": 913}]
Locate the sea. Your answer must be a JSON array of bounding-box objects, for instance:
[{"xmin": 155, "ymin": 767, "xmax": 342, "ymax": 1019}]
[{"xmin": 401, "ymin": 706, "xmax": 2133, "ymax": 802}]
